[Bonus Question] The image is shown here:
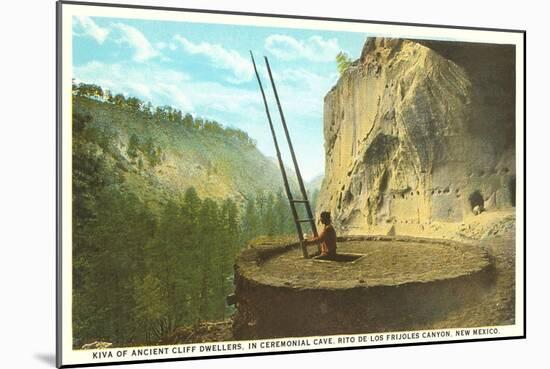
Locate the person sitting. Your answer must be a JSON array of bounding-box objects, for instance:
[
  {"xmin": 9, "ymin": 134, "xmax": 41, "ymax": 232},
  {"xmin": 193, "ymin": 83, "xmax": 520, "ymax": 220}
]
[{"xmin": 305, "ymin": 211, "xmax": 337, "ymax": 260}]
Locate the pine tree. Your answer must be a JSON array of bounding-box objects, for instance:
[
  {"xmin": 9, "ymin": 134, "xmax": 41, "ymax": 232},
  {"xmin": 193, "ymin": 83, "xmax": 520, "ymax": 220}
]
[
  {"xmin": 248, "ymin": 196, "xmax": 263, "ymax": 241},
  {"xmin": 336, "ymin": 51, "xmax": 353, "ymax": 75}
]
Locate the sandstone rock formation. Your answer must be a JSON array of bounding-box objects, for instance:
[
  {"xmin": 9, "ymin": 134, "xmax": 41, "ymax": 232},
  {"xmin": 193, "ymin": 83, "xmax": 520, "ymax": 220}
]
[{"xmin": 317, "ymin": 38, "xmax": 516, "ymax": 235}]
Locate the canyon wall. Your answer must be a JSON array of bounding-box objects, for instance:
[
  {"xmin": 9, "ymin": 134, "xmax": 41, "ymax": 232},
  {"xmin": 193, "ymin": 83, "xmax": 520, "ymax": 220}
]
[{"xmin": 317, "ymin": 38, "xmax": 516, "ymax": 235}]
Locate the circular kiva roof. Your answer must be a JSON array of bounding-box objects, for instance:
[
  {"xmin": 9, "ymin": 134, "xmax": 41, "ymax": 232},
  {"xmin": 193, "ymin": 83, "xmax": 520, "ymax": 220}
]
[{"xmin": 237, "ymin": 236, "xmax": 491, "ymax": 290}]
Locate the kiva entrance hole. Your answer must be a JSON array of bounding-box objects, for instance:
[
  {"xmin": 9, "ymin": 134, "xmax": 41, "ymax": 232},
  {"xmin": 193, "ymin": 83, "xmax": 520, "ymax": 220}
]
[{"xmin": 313, "ymin": 253, "xmax": 364, "ymax": 263}]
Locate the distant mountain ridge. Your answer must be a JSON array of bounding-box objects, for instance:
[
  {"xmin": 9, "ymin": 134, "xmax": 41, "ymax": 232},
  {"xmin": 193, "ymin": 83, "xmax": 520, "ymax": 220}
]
[
  {"xmin": 73, "ymin": 92, "xmax": 293, "ymax": 208},
  {"xmin": 306, "ymin": 174, "xmax": 324, "ymax": 193}
]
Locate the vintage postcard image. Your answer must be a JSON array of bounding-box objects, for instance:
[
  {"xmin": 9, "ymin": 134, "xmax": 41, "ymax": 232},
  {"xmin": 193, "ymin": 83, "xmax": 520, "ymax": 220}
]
[{"xmin": 57, "ymin": 2, "xmax": 525, "ymax": 367}]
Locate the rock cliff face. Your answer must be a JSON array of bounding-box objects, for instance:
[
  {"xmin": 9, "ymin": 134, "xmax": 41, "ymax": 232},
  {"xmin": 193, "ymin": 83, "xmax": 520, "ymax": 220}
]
[{"xmin": 317, "ymin": 38, "xmax": 516, "ymax": 235}]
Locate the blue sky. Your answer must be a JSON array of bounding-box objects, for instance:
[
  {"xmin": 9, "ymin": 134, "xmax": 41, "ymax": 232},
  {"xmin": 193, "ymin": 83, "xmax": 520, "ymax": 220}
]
[{"xmin": 72, "ymin": 16, "xmax": 367, "ymax": 181}]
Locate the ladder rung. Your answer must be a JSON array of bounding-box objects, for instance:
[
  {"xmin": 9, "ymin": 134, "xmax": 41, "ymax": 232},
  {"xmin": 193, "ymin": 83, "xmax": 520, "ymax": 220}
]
[
  {"xmin": 291, "ymin": 199, "xmax": 309, "ymax": 203},
  {"xmin": 296, "ymin": 218, "xmax": 314, "ymax": 223}
]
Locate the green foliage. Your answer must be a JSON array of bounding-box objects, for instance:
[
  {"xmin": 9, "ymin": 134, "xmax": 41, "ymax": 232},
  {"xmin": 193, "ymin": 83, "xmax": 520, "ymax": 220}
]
[
  {"xmin": 182, "ymin": 113, "xmax": 193, "ymax": 129},
  {"xmin": 73, "ymin": 81, "xmax": 103, "ymax": 98},
  {"xmin": 73, "ymin": 182, "xmax": 293, "ymax": 346},
  {"xmin": 336, "ymin": 51, "xmax": 353, "ymax": 76},
  {"xmin": 126, "ymin": 134, "xmax": 162, "ymax": 168},
  {"xmin": 127, "ymin": 134, "xmax": 140, "ymax": 160},
  {"xmin": 113, "ymin": 93, "xmax": 126, "ymax": 106},
  {"xmin": 133, "ymin": 274, "xmax": 168, "ymax": 342},
  {"xmin": 71, "ymin": 90, "xmax": 299, "ymax": 347},
  {"xmin": 73, "ymin": 82, "xmax": 255, "ymax": 146},
  {"xmin": 241, "ymin": 190, "xmax": 297, "ymax": 241}
]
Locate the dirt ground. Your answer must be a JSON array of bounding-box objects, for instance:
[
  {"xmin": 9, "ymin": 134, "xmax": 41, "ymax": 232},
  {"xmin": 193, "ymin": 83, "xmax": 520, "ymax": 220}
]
[
  {"xmin": 258, "ymin": 239, "xmax": 490, "ymax": 289},
  {"xmin": 427, "ymin": 210, "xmax": 517, "ymax": 328},
  {"xmin": 428, "ymin": 236, "xmax": 516, "ymax": 329}
]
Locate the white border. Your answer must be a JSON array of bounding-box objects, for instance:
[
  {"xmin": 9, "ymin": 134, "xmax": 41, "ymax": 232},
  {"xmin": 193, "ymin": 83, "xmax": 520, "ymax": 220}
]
[{"xmin": 59, "ymin": 2, "xmax": 525, "ymax": 366}]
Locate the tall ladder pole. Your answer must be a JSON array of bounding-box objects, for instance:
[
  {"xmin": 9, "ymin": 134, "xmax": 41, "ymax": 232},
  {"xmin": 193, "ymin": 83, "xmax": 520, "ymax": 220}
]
[
  {"xmin": 250, "ymin": 52, "xmax": 309, "ymax": 259},
  {"xmin": 264, "ymin": 57, "xmax": 320, "ymax": 250}
]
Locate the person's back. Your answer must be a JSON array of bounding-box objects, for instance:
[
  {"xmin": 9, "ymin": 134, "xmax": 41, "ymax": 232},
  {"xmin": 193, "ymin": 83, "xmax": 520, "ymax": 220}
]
[{"xmin": 320, "ymin": 223, "xmax": 337, "ymax": 257}]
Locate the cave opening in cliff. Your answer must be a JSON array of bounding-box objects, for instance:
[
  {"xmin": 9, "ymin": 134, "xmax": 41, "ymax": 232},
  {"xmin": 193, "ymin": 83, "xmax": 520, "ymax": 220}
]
[
  {"xmin": 379, "ymin": 170, "xmax": 390, "ymax": 192},
  {"xmin": 468, "ymin": 190, "xmax": 484, "ymax": 212},
  {"xmin": 509, "ymin": 176, "xmax": 516, "ymax": 207}
]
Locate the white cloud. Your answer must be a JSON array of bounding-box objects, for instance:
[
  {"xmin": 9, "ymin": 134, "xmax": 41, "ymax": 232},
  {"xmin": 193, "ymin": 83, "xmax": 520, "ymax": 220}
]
[
  {"xmin": 73, "ymin": 16, "xmax": 109, "ymax": 44},
  {"xmin": 73, "ymin": 61, "xmax": 264, "ymax": 116},
  {"xmin": 265, "ymin": 34, "xmax": 341, "ymax": 62},
  {"xmin": 187, "ymin": 81, "xmax": 259, "ymax": 115},
  {"xmin": 74, "ymin": 61, "xmax": 193, "ymax": 110},
  {"xmin": 156, "ymin": 41, "xmax": 177, "ymax": 51},
  {"xmin": 113, "ymin": 23, "xmax": 159, "ymax": 62},
  {"xmin": 257, "ymin": 67, "xmax": 338, "ymax": 119},
  {"xmin": 275, "ymin": 68, "xmax": 338, "ymax": 91},
  {"xmin": 173, "ymin": 35, "xmax": 252, "ymax": 83},
  {"xmin": 156, "ymin": 83, "xmax": 194, "ymax": 112}
]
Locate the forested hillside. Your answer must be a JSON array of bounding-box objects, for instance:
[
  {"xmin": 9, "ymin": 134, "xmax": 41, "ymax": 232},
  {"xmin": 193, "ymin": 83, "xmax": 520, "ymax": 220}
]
[{"xmin": 72, "ymin": 83, "xmax": 316, "ymax": 347}]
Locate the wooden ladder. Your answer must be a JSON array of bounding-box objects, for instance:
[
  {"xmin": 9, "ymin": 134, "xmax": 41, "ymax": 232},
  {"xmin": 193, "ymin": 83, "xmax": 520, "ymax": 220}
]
[{"xmin": 250, "ymin": 51, "xmax": 319, "ymax": 258}]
